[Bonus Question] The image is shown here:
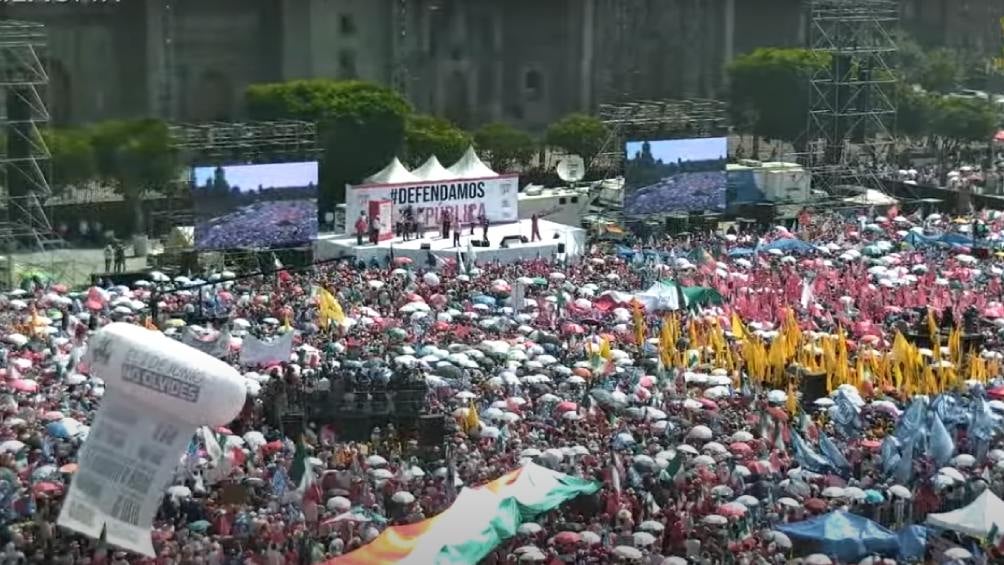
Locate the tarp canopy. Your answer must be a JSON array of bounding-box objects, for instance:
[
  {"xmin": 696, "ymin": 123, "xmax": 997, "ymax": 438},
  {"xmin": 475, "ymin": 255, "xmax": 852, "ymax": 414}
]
[
  {"xmin": 926, "ymin": 490, "xmax": 1004, "ymax": 542},
  {"xmin": 762, "ymin": 238, "xmax": 816, "ymax": 254},
  {"xmin": 905, "ymin": 231, "xmax": 975, "ymax": 249},
  {"xmin": 327, "ymin": 463, "xmax": 599, "ymax": 565},
  {"xmin": 775, "ymin": 510, "xmax": 900, "ymax": 561},
  {"xmin": 897, "ymin": 525, "xmax": 929, "ymax": 561}
]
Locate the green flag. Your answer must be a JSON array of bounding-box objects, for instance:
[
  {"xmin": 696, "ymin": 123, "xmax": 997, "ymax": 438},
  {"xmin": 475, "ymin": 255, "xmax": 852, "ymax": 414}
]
[{"xmin": 660, "ymin": 452, "xmax": 685, "ymax": 483}]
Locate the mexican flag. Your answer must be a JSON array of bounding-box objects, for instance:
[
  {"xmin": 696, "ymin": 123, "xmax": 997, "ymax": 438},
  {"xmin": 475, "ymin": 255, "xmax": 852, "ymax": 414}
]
[
  {"xmin": 290, "ymin": 437, "xmax": 321, "ymax": 503},
  {"xmin": 325, "ymin": 463, "xmax": 599, "ymax": 565}
]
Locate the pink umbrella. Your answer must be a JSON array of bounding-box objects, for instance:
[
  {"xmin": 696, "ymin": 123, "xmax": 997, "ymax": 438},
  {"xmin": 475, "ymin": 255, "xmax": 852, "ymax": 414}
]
[
  {"xmin": 555, "ymin": 401, "xmax": 578, "ymax": 413},
  {"xmin": 10, "ymin": 379, "xmax": 38, "ymax": 393},
  {"xmin": 43, "ymin": 411, "xmax": 63, "ymax": 421},
  {"xmin": 719, "ymin": 502, "xmax": 748, "ymax": 517},
  {"xmin": 638, "ymin": 375, "xmax": 657, "ymax": 388}
]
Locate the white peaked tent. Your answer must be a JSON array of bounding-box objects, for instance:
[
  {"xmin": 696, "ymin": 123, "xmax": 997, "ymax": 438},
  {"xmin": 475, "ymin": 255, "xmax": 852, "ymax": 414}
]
[
  {"xmin": 926, "ymin": 490, "xmax": 1004, "ymax": 541},
  {"xmin": 448, "ymin": 146, "xmax": 497, "ymax": 178},
  {"xmin": 411, "ymin": 156, "xmax": 455, "ymax": 181},
  {"xmin": 365, "ymin": 157, "xmax": 420, "ymax": 184}
]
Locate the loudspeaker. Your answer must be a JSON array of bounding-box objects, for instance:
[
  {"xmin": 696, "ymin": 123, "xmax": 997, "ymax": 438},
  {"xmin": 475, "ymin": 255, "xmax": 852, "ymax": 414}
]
[
  {"xmin": 418, "ymin": 414, "xmax": 446, "ymax": 447},
  {"xmin": 420, "ymin": 243, "xmax": 431, "ymax": 250},
  {"xmin": 557, "ymin": 243, "xmax": 566, "ymax": 253},
  {"xmin": 799, "ymin": 372, "xmax": 828, "ymax": 408},
  {"xmin": 500, "ymin": 235, "xmax": 523, "ymax": 248},
  {"xmin": 471, "ymin": 240, "xmax": 488, "ymax": 248}
]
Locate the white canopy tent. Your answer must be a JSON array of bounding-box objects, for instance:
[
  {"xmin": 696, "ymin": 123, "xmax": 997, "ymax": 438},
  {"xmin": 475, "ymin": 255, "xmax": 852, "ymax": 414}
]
[
  {"xmin": 926, "ymin": 490, "xmax": 1004, "ymax": 541},
  {"xmin": 448, "ymin": 146, "xmax": 498, "ymax": 178},
  {"xmin": 411, "ymin": 156, "xmax": 454, "ymax": 181},
  {"xmin": 364, "ymin": 157, "xmax": 420, "ymax": 184}
]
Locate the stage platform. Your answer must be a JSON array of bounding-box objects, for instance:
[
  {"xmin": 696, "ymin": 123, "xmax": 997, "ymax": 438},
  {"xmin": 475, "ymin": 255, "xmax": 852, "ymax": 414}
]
[{"xmin": 314, "ymin": 219, "xmax": 586, "ymax": 266}]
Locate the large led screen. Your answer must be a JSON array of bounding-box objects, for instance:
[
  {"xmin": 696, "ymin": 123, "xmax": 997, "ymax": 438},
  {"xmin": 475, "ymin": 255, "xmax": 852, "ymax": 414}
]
[
  {"xmin": 623, "ymin": 137, "xmax": 727, "ymax": 215},
  {"xmin": 193, "ymin": 161, "xmax": 318, "ymax": 250}
]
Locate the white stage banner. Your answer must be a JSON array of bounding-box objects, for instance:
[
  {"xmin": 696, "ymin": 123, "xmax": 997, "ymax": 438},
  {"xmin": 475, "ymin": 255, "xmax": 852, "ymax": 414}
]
[{"xmin": 345, "ymin": 175, "xmax": 519, "ymax": 233}]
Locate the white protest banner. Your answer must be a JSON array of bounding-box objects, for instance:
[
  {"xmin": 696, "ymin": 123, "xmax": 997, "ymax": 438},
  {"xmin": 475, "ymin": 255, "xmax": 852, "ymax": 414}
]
[
  {"xmin": 58, "ymin": 323, "xmax": 245, "ymax": 557},
  {"xmin": 344, "ymin": 175, "xmax": 519, "ymax": 233},
  {"xmin": 239, "ymin": 331, "xmax": 294, "ymax": 367},
  {"xmin": 181, "ymin": 327, "xmax": 231, "ymax": 359}
]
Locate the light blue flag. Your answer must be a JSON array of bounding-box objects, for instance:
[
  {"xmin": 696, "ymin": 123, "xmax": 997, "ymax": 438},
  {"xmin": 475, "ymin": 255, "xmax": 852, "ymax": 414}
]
[
  {"xmin": 880, "ymin": 436, "xmax": 900, "ymax": 476},
  {"xmin": 929, "ymin": 414, "xmax": 955, "ymax": 467},
  {"xmin": 830, "ymin": 391, "xmax": 862, "ymax": 438},
  {"xmin": 819, "ymin": 432, "xmax": 851, "ymax": 475},
  {"xmin": 895, "ymin": 396, "xmax": 929, "ymax": 445},
  {"xmin": 790, "ymin": 431, "xmax": 832, "ymax": 474},
  {"xmin": 894, "ymin": 440, "xmax": 913, "ymax": 485}
]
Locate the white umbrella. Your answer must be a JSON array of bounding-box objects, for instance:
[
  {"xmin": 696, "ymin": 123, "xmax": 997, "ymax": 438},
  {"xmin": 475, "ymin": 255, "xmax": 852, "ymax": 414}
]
[
  {"xmin": 701, "ymin": 514, "xmax": 727, "ymax": 526},
  {"xmin": 638, "ymin": 520, "xmax": 664, "ymax": 532},
  {"xmin": 613, "ymin": 546, "xmax": 642, "ymax": 560},
  {"xmin": 632, "ymin": 531, "xmax": 656, "ymax": 546},
  {"xmin": 517, "ymin": 523, "xmax": 542, "ymax": 535},
  {"xmin": 686, "ymin": 425, "xmax": 713, "ymax": 440},
  {"xmin": 805, "ymin": 554, "xmax": 832, "ymax": 565},
  {"xmin": 888, "ymin": 484, "xmax": 912, "ymax": 499},
  {"xmin": 167, "ymin": 485, "xmax": 192, "ymax": 499},
  {"xmin": 366, "ymin": 455, "xmax": 388, "ymax": 467},
  {"xmin": 391, "ymin": 491, "xmax": 416, "ymax": 504}
]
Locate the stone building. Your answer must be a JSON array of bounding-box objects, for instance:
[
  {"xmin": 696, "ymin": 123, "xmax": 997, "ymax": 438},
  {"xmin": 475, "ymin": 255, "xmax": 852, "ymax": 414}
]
[{"xmin": 5, "ymin": 0, "xmax": 980, "ymax": 131}]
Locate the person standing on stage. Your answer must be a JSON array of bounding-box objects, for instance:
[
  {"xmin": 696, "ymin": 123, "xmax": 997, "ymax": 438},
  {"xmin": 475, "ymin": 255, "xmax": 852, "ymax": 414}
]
[
  {"xmin": 442, "ymin": 209, "xmax": 452, "ymax": 239},
  {"xmin": 530, "ymin": 213, "xmax": 541, "ymax": 242},
  {"xmin": 453, "ymin": 224, "xmax": 461, "ymax": 247},
  {"xmin": 355, "ymin": 212, "xmax": 367, "ymax": 245},
  {"xmin": 480, "ymin": 212, "xmax": 489, "ymax": 242},
  {"xmin": 369, "ymin": 212, "xmax": 380, "ymax": 244}
]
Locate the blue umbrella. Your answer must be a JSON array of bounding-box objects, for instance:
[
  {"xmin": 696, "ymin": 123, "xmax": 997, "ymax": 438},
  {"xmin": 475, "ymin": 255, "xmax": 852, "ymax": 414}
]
[
  {"xmin": 45, "ymin": 421, "xmax": 73, "ymax": 439},
  {"xmin": 472, "ymin": 295, "xmax": 496, "ymax": 307},
  {"xmin": 864, "ymin": 489, "xmax": 885, "ymax": 504}
]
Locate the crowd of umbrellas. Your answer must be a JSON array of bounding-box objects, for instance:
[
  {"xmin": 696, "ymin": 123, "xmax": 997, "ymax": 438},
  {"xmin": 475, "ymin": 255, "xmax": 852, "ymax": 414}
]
[{"xmin": 1, "ymin": 207, "xmax": 1004, "ymax": 563}]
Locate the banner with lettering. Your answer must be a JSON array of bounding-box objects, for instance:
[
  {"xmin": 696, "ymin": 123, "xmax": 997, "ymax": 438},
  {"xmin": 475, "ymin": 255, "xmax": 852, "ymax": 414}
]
[
  {"xmin": 344, "ymin": 175, "xmax": 519, "ymax": 234},
  {"xmin": 239, "ymin": 331, "xmax": 294, "ymax": 367}
]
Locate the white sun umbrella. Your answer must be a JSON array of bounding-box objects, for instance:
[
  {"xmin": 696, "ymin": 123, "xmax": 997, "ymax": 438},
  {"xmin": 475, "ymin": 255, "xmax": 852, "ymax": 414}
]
[
  {"xmin": 455, "ymin": 391, "xmax": 477, "ymax": 400},
  {"xmin": 937, "ymin": 467, "xmax": 966, "ymax": 482},
  {"xmin": 638, "ymin": 520, "xmax": 665, "ymax": 533},
  {"xmin": 613, "ymin": 546, "xmax": 642, "ymax": 560},
  {"xmin": 687, "ymin": 425, "xmax": 713, "ymax": 440},
  {"xmin": 676, "ymin": 444, "xmax": 699, "ymax": 455},
  {"xmin": 632, "ymin": 531, "xmax": 656, "ymax": 547},
  {"xmin": 392, "ymin": 491, "xmax": 416, "ymax": 504},
  {"xmin": 520, "ymin": 448, "xmax": 542, "ymax": 458},
  {"xmin": 327, "ymin": 496, "xmax": 351, "ymax": 512},
  {"xmin": 731, "ymin": 431, "xmax": 754, "ymax": 442},
  {"xmin": 366, "ymin": 455, "xmax": 388, "ymax": 467},
  {"xmin": 888, "ymin": 484, "xmax": 912, "ymax": 499},
  {"xmin": 691, "ymin": 455, "xmax": 716, "ymax": 467},
  {"xmin": 481, "ymin": 407, "xmax": 504, "ymax": 421},
  {"xmin": 243, "ymin": 431, "xmax": 266, "ymax": 449},
  {"xmin": 167, "ymin": 485, "xmax": 192, "ymax": 499},
  {"xmin": 370, "ymin": 468, "xmax": 394, "ymax": 480},
  {"xmin": 804, "ymin": 554, "xmax": 832, "ymax": 565},
  {"xmin": 702, "ymin": 442, "xmax": 727, "ymax": 455},
  {"xmin": 517, "ymin": 523, "xmax": 543, "ymax": 535},
  {"xmin": 822, "ymin": 486, "xmax": 845, "ymax": 498},
  {"xmin": 701, "ymin": 514, "xmax": 727, "ymax": 526},
  {"xmin": 952, "ymin": 454, "xmax": 976, "ymax": 468}
]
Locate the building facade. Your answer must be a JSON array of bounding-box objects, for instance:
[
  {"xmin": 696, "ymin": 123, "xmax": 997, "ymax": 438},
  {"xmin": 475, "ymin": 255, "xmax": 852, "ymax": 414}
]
[{"xmin": 15, "ymin": 0, "xmax": 976, "ymax": 131}]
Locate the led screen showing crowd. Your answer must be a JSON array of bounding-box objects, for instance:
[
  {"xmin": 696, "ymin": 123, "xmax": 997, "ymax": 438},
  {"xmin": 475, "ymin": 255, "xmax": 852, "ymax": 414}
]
[
  {"xmin": 193, "ymin": 161, "xmax": 319, "ymax": 250},
  {"xmin": 623, "ymin": 137, "xmax": 727, "ymax": 215}
]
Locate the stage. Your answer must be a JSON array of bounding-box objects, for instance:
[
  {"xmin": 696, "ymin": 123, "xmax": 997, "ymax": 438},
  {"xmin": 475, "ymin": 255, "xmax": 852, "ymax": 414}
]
[{"xmin": 313, "ymin": 219, "xmax": 586, "ymax": 265}]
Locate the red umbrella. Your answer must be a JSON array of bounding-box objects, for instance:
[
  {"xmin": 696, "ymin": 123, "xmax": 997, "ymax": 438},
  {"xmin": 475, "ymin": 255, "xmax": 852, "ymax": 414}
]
[
  {"xmin": 393, "ymin": 257, "xmax": 413, "ymax": 266},
  {"xmin": 698, "ymin": 398, "xmax": 718, "ymax": 411},
  {"xmin": 32, "ymin": 482, "xmax": 63, "ymax": 496},
  {"xmin": 804, "ymin": 498, "xmax": 828, "ymax": 513},
  {"xmin": 859, "ymin": 439, "xmax": 882, "ymax": 450},
  {"xmin": 729, "ymin": 442, "xmax": 752, "ymax": 455},
  {"xmin": 555, "ymin": 401, "xmax": 578, "ymax": 413},
  {"xmin": 553, "ymin": 531, "xmax": 581, "ymax": 545},
  {"xmin": 573, "ymin": 367, "xmax": 592, "ymax": 378}
]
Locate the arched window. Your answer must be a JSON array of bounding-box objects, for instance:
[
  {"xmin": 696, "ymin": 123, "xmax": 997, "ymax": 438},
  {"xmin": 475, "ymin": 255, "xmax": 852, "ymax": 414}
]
[{"xmin": 523, "ymin": 69, "xmax": 543, "ymax": 102}]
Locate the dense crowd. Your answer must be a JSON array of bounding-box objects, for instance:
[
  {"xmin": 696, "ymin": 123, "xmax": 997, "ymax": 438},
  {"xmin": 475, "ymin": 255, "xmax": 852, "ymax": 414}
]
[{"xmin": 1, "ymin": 207, "xmax": 1004, "ymax": 564}]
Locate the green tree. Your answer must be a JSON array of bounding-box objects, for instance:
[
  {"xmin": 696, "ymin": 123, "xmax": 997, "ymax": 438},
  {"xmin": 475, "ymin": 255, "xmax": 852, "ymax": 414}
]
[
  {"xmin": 246, "ymin": 79, "xmax": 411, "ymax": 210},
  {"xmin": 403, "ymin": 114, "xmax": 471, "ymax": 167},
  {"xmin": 919, "ymin": 48, "xmax": 963, "ymax": 93},
  {"xmin": 89, "ymin": 119, "xmax": 177, "ymax": 235},
  {"xmin": 727, "ymin": 48, "xmax": 830, "ymax": 147},
  {"xmin": 544, "ymin": 113, "xmax": 608, "ymax": 168},
  {"xmin": 473, "ymin": 122, "xmax": 536, "ymax": 172},
  {"xmin": 895, "ymin": 83, "xmax": 933, "ymax": 140},
  {"xmin": 929, "ymin": 97, "xmax": 996, "ymax": 182},
  {"xmin": 43, "ymin": 128, "xmax": 96, "ymax": 191}
]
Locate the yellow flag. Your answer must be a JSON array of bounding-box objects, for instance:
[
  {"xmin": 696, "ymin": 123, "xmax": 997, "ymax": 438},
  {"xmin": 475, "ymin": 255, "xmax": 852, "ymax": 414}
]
[
  {"xmin": 464, "ymin": 401, "xmax": 480, "ymax": 434},
  {"xmin": 731, "ymin": 312, "xmax": 747, "ymax": 341},
  {"xmin": 317, "ymin": 287, "xmax": 346, "ymax": 328},
  {"xmin": 632, "ymin": 300, "xmax": 646, "ymax": 347},
  {"xmin": 786, "ymin": 380, "xmax": 798, "ymax": 416}
]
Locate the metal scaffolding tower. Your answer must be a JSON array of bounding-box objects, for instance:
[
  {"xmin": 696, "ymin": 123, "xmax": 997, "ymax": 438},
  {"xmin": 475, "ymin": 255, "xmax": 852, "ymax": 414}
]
[
  {"xmin": 804, "ymin": 0, "xmax": 898, "ymax": 192},
  {"xmin": 0, "ymin": 20, "xmax": 59, "ymax": 256},
  {"xmin": 597, "ymin": 98, "xmax": 729, "ymax": 170}
]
